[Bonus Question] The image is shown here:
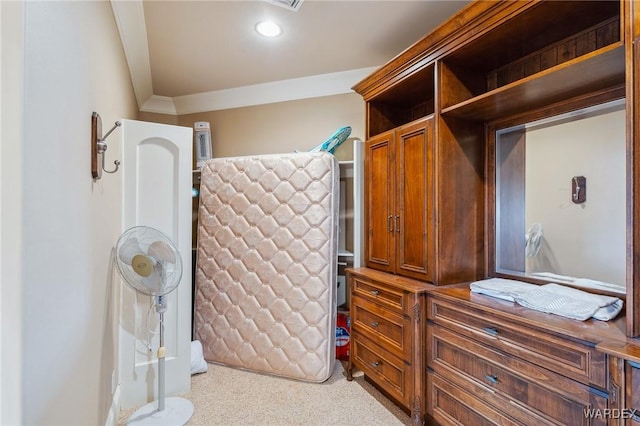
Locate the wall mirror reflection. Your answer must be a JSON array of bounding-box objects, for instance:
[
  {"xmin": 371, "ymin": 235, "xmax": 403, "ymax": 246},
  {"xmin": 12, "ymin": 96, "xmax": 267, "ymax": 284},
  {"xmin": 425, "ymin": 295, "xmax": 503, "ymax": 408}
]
[{"xmin": 494, "ymin": 99, "xmax": 626, "ymax": 294}]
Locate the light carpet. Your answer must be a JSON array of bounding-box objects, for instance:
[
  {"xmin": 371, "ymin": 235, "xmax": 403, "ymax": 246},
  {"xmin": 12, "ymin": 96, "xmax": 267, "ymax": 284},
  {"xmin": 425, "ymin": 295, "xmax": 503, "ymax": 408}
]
[{"xmin": 117, "ymin": 362, "xmax": 411, "ymax": 425}]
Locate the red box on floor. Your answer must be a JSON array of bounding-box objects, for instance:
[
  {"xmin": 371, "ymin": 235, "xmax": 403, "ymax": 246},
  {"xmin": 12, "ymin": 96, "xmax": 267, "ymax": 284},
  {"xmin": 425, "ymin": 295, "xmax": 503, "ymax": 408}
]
[{"xmin": 336, "ymin": 310, "xmax": 350, "ymax": 361}]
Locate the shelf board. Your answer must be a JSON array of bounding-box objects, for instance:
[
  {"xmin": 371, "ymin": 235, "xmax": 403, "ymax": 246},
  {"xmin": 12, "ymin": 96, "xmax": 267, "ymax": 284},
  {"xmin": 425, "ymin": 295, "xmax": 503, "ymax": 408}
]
[
  {"xmin": 338, "ymin": 250, "xmax": 354, "ymax": 258},
  {"xmin": 441, "ymin": 43, "xmax": 625, "ymax": 121}
]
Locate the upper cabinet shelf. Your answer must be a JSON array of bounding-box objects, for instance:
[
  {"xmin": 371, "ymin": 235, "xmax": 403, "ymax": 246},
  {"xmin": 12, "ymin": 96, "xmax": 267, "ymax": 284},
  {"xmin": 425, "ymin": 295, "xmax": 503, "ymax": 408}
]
[
  {"xmin": 440, "ymin": 1, "xmax": 623, "ymax": 121},
  {"xmin": 441, "ymin": 43, "xmax": 625, "ymax": 121},
  {"xmin": 366, "ymin": 63, "xmax": 435, "ymax": 138}
]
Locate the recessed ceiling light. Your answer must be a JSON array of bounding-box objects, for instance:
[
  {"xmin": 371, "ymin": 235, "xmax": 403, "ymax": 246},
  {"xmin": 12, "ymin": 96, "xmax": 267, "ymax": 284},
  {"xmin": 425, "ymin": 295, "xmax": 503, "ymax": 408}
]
[{"xmin": 255, "ymin": 21, "xmax": 282, "ymax": 37}]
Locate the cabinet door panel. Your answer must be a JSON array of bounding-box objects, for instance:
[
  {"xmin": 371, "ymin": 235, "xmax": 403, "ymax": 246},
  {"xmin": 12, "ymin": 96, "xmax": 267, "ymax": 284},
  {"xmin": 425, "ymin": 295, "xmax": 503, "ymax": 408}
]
[
  {"xmin": 365, "ymin": 132, "xmax": 395, "ymax": 272},
  {"xmin": 396, "ymin": 118, "xmax": 433, "ymax": 281}
]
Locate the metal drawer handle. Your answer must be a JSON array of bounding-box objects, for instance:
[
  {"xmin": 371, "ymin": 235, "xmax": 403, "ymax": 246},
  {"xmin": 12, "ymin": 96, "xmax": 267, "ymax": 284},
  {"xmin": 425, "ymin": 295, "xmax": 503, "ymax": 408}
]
[
  {"xmin": 370, "ymin": 290, "xmax": 380, "ymax": 296},
  {"xmin": 388, "ymin": 215, "xmax": 393, "ymax": 232},
  {"xmin": 482, "ymin": 326, "xmax": 498, "ymax": 336},
  {"xmin": 371, "ymin": 361, "xmax": 381, "ymax": 368},
  {"xmin": 370, "ymin": 321, "xmax": 379, "ymax": 328},
  {"xmin": 484, "ymin": 374, "xmax": 499, "ymax": 385}
]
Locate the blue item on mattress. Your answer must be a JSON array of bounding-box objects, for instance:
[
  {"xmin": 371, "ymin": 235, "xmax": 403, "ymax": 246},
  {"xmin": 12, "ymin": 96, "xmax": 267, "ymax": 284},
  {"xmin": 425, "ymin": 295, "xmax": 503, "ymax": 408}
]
[{"xmin": 309, "ymin": 126, "xmax": 351, "ymax": 154}]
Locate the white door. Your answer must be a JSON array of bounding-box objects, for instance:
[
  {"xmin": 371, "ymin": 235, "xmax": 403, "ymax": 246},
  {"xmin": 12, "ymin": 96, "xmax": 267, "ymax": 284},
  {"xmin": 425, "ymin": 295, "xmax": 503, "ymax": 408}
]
[{"xmin": 119, "ymin": 119, "xmax": 193, "ymax": 409}]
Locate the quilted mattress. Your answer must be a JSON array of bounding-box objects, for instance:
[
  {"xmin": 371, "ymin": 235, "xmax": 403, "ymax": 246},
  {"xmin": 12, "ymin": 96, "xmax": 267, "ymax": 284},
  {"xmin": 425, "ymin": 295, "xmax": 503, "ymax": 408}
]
[{"xmin": 194, "ymin": 152, "xmax": 338, "ymax": 382}]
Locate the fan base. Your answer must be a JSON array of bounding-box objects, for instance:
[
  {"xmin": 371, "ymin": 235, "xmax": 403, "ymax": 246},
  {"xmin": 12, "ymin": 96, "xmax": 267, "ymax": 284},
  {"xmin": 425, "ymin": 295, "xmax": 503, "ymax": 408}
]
[{"xmin": 126, "ymin": 397, "xmax": 194, "ymax": 426}]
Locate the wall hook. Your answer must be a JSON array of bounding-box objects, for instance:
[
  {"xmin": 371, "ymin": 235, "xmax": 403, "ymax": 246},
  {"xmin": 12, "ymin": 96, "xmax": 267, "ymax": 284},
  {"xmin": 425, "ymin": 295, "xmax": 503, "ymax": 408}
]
[{"xmin": 91, "ymin": 112, "xmax": 121, "ymax": 180}]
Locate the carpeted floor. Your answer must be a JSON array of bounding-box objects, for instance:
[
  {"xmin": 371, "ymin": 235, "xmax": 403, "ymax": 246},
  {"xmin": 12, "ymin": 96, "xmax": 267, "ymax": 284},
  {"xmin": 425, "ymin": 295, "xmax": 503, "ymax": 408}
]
[{"xmin": 117, "ymin": 361, "xmax": 411, "ymax": 425}]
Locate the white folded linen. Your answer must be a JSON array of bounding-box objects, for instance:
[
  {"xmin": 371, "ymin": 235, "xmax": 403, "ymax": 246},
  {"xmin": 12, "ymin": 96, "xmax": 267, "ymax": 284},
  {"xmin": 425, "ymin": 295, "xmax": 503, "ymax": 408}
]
[
  {"xmin": 470, "ymin": 278, "xmax": 539, "ymax": 302},
  {"xmin": 514, "ymin": 283, "xmax": 623, "ymax": 321},
  {"xmin": 470, "ymin": 278, "xmax": 623, "ymax": 321}
]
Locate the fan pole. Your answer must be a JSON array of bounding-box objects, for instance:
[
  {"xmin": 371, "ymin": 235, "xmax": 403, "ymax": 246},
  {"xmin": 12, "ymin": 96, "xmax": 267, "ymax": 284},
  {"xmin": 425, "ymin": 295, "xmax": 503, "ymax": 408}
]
[{"xmin": 156, "ymin": 295, "xmax": 167, "ymax": 412}]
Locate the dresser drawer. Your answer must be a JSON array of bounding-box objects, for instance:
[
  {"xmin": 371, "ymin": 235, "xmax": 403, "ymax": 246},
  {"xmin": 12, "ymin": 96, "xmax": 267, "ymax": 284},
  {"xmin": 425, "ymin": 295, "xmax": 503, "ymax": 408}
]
[
  {"xmin": 428, "ymin": 371, "xmax": 523, "ymax": 426},
  {"xmin": 429, "ymin": 324, "xmax": 608, "ymax": 425},
  {"xmin": 351, "ymin": 334, "xmax": 409, "ymax": 405},
  {"xmin": 352, "ymin": 275, "xmax": 407, "ymax": 314},
  {"xmin": 351, "ymin": 295, "xmax": 409, "ymax": 360},
  {"xmin": 427, "ymin": 296, "xmax": 606, "ymax": 388}
]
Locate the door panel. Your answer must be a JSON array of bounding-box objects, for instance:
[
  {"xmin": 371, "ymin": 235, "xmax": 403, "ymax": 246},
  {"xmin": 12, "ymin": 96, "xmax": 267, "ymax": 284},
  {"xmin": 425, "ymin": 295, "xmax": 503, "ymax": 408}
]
[
  {"xmin": 120, "ymin": 119, "xmax": 193, "ymax": 409},
  {"xmin": 396, "ymin": 118, "xmax": 433, "ymax": 281},
  {"xmin": 365, "ymin": 132, "xmax": 395, "ymax": 272}
]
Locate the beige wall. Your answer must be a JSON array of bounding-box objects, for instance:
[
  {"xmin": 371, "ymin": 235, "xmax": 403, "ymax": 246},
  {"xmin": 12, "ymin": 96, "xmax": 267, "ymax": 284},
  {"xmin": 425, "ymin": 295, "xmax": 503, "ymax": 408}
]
[
  {"xmin": 21, "ymin": 1, "xmax": 137, "ymax": 424},
  {"xmin": 176, "ymin": 93, "xmax": 365, "ymax": 161}
]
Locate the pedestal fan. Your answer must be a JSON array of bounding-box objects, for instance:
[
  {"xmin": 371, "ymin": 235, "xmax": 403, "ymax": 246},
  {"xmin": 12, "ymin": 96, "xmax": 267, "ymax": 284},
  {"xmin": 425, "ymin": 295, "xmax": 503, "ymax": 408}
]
[{"xmin": 115, "ymin": 226, "xmax": 194, "ymax": 425}]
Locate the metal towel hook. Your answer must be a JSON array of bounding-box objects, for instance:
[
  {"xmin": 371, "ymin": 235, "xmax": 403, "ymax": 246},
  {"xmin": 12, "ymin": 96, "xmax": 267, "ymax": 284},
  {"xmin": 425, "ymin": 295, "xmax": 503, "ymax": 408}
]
[{"xmin": 91, "ymin": 112, "xmax": 121, "ymax": 180}]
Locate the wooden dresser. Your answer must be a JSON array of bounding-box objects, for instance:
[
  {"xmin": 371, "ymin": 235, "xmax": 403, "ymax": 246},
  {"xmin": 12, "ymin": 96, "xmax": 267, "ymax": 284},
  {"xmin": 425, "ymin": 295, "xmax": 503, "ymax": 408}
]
[
  {"xmin": 427, "ymin": 286, "xmax": 629, "ymax": 425},
  {"xmin": 346, "ymin": 267, "xmax": 434, "ymax": 425}
]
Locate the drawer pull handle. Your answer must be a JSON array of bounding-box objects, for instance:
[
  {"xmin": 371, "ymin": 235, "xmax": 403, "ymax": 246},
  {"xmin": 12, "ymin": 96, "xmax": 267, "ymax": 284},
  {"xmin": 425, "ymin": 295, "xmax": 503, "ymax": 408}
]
[
  {"xmin": 484, "ymin": 374, "xmax": 499, "ymax": 385},
  {"xmin": 482, "ymin": 327, "xmax": 498, "ymax": 336},
  {"xmin": 370, "ymin": 290, "xmax": 380, "ymax": 296},
  {"xmin": 371, "ymin": 361, "xmax": 381, "ymax": 368},
  {"xmin": 370, "ymin": 321, "xmax": 379, "ymax": 328}
]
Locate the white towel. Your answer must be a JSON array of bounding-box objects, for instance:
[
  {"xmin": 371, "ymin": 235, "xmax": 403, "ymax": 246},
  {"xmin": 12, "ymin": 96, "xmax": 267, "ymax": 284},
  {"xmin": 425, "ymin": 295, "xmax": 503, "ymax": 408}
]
[
  {"xmin": 514, "ymin": 283, "xmax": 623, "ymax": 321},
  {"xmin": 470, "ymin": 279, "xmax": 623, "ymax": 321},
  {"xmin": 470, "ymin": 278, "xmax": 539, "ymax": 302}
]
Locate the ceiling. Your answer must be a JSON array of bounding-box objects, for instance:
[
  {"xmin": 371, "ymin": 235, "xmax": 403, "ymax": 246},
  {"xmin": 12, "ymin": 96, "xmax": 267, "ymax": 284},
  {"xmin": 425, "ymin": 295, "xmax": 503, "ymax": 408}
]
[{"xmin": 112, "ymin": 0, "xmax": 471, "ymax": 115}]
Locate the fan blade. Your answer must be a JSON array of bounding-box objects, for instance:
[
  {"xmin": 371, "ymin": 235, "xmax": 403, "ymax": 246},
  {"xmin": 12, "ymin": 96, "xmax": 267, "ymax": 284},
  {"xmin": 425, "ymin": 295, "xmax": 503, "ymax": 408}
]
[
  {"xmin": 119, "ymin": 237, "xmax": 144, "ymax": 264},
  {"xmin": 148, "ymin": 240, "xmax": 177, "ymax": 264},
  {"xmin": 142, "ymin": 268, "xmax": 164, "ymax": 293}
]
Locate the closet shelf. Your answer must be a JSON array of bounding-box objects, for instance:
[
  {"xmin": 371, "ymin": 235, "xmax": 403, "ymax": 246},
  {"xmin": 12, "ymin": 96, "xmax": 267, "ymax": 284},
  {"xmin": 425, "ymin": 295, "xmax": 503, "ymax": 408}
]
[{"xmin": 441, "ymin": 43, "xmax": 625, "ymax": 122}]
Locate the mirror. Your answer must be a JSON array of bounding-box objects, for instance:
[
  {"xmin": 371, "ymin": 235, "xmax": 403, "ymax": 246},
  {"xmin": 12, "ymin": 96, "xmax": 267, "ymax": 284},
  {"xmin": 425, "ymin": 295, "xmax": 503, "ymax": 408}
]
[{"xmin": 494, "ymin": 99, "xmax": 626, "ymax": 294}]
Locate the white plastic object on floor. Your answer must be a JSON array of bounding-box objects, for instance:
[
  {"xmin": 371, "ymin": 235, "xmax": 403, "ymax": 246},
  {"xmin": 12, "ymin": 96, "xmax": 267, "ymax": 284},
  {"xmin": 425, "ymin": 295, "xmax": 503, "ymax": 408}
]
[{"xmin": 126, "ymin": 397, "xmax": 194, "ymax": 425}]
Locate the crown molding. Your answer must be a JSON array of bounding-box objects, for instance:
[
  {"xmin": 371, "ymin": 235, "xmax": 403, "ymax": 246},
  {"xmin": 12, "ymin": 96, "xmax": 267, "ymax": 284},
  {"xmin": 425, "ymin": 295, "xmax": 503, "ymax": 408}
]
[
  {"xmin": 169, "ymin": 67, "xmax": 377, "ymax": 115},
  {"xmin": 137, "ymin": 67, "xmax": 377, "ymax": 116},
  {"xmin": 110, "ymin": 0, "xmax": 153, "ymax": 111},
  {"xmin": 141, "ymin": 96, "xmax": 177, "ymax": 115},
  {"xmin": 111, "ymin": 1, "xmax": 376, "ymax": 116}
]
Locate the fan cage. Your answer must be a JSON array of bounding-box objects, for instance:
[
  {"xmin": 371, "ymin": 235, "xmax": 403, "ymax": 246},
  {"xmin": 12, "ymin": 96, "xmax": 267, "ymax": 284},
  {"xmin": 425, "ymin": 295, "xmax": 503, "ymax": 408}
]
[{"xmin": 115, "ymin": 226, "xmax": 183, "ymax": 297}]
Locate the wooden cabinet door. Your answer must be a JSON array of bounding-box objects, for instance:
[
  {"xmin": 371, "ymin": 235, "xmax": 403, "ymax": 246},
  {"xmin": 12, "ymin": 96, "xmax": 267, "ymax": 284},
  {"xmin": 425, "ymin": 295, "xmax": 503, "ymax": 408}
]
[
  {"xmin": 395, "ymin": 118, "xmax": 433, "ymax": 281},
  {"xmin": 365, "ymin": 131, "xmax": 396, "ymax": 273}
]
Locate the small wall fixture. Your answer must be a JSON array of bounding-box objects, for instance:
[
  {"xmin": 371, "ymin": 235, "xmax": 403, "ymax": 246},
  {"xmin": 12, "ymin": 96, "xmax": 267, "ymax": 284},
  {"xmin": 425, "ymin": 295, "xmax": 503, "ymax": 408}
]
[
  {"xmin": 572, "ymin": 176, "xmax": 586, "ymax": 203},
  {"xmin": 91, "ymin": 112, "xmax": 121, "ymax": 180}
]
